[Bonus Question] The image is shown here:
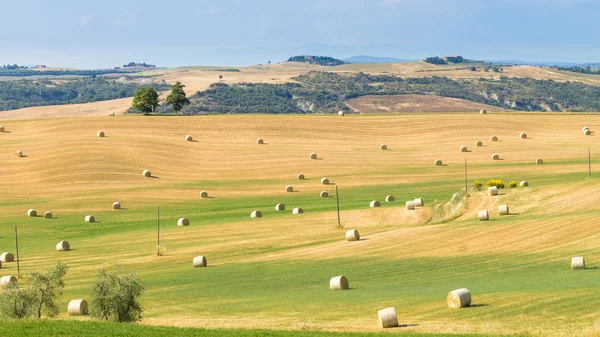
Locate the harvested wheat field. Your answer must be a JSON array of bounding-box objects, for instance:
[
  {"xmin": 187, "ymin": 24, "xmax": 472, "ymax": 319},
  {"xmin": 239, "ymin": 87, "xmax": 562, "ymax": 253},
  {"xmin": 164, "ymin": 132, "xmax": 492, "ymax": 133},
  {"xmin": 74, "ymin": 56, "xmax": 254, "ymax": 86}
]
[{"xmin": 1, "ymin": 113, "xmax": 600, "ymax": 336}]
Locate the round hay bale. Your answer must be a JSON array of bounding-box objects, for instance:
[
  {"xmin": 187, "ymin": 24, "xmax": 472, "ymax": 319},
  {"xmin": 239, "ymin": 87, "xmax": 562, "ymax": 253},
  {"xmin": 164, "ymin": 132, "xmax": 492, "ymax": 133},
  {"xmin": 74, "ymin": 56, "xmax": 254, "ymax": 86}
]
[
  {"xmin": 0, "ymin": 276, "xmax": 17, "ymax": 287},
  {"xmin": 68, "ymin": 299, "xmax": 88, "ymax": 316},
  {"xmin": 338, "ymin": 111, "xmax": 344, "ymax": 116},
  {"xmin": 285, "ymin": 185, "xmax": 294, "ymax": 192},
  {"xmin": 27, "ymin": 209, "xmax": 36, "ymax": 217},
  {"xmin": 377, "ymin": 307, "xmax": 398, "ymax": 328},
  {"xmin": 44, "ymin": 211, "xmax": 52, "ymax": 219},
  {"xmin": 346, "ymin": 229, "xmax": 360, "ymax": 241},
  {"xmin": 113, "ymin": 202, "xmax": 121, "ymax": 210},
  {"xmin": 480, "ymin": 109, "xmax": 487, "ymax": 114},
  {"xmin": 475, "ymin": 140, "xmax": 483, "ymax": 147},
  {"xmin": 477, "ymin": 210, "xmax": 489, "ymax": 221},
  {"xmin": 520, "ymin": 132, "xmax": 527, "ymax": 139},
  {"xmin": 15, "ymin": 150, "xmax": 23, "ymax": 157},
  {"xmin": 0, "ymin": 126, "xmax": 4, "ymax": 132},
  {"xmin": 583, "ymin": 126, "xmax": 589, "ymax": 132},
  {"xmin": 584, "ymin": 129, "xmax": 592, "ymax": 135},
  {"xmin": 251, "ymin": 210, "xmax": 262, "ymax": 218},
  {"xmin": 492, "ymin": 153, "xmax": 500, "ymax": 160},
  {"xmin": 143, "ymin": 169, "xmax": 151, "ymax": 177},
  {"xmin": 460, "ymin": 146, "xmax": 468, "ymax": 152},
  {"xmin": 447, "ymin": 288, "xmax": 471, "ymax": 309},
  {"xmin": 297, "ymin": 173, "xmax": 305, "ymax": 180},
  {"xmin": 498, "ymin": 205, "xmax": 509, "ymax": 215},
  {"xmin": 310, "ymin": 152, "xmax": 317, "ymax": 159},
  {"xmin": 435, "ymin": 159, "xmax": 443, "ymax": 166},
  {"xmin": 56, "ymin": 241, "xmax": 70, "ymax": 252},
  {"xmin": 185, "ymin": 135, "xmax": 193, "ymax": 141},
  {"xmin": 370, "ymin": 200, "xmax": 381, "ymax": 208},
  {"xmin": 491, "ymin": 136, "xmax": 498, "ymax": 141},
  {"xmin": 320, "ymin": 191, "xmax": 329, "ymax": 198},
  {"xmin": 488, "ymin": 186, "xmax": 498, "ymax": 196},
  {"xmin": 406, "ymin": 201, "xmax": 416, "ymax": 210},
  {"xmin": 520, "ymin": 181, "xmax": 529, "ymax": 187},
  {"xmin": 200, "ymin": 191, "xmax": 208, "ymax": 198},
  {"xmin": 380, "ymin": 144, "xmax": 388, "ymax": 150},
  {"xmin": 193, "ymin": 256, "xmax": 207, "ymax": 268},
  {"xmin": 536, "ymin": 158, "xmax": 544, "ymax": 165},
  {"xmin": 256, "ymin": 138, "xmax": 264, "ymax": 144},
  {"xmin": 321, "ymin": 177, "xmax": 330, "ymax": 185},
  {"xmin": 275, "ymin": 203, "xmax": 285, "ymax": 211},
  {"xmin": 97, "ymin": 131, "xmax": 105, "ymax": 138},
  {"xmin": 0, "ymin": 252, "xmax": 14, "ymax": 263},
  {"xmin": 85, "ymin": 215, "xmax": 95, "ymax": 223},
  {"xmin": 385, "ymin": 195, "xmax": 395, "ymax": 202},
  {"xmin": 329, "ymin": 275, "xmax": 349, "ymax": 290},
  {"xmin": 292, "ymin": 207, "xmax": 304, "ymax": 215},
  {"xmin": 414, "ymin": 198, "xmax": 424, "ymax": 207},
  {"xmin": 177, "ymin": 218, "xmax": 190, "ymax": 227},
  {"xmin": 571, "ymin": 256, "xmax": 585, "ymax": 270}
]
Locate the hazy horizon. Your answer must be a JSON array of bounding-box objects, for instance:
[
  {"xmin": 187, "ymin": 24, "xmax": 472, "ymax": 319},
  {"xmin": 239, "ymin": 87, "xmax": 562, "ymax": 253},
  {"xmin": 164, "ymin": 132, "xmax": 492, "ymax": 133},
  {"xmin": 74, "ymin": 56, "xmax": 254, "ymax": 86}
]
[{"xmin": 2, "ymin": 0, "xmax": 600, "ymax": 68}]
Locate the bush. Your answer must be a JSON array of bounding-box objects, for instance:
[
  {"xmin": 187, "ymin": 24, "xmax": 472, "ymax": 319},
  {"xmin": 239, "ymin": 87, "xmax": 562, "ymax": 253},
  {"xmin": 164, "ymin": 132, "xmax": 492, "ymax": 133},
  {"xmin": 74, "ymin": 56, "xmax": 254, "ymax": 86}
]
[
  {"xmin": 508, "ymin": 181, "xmax": 517, "ymax": 188},
  {"xmin": 90, "ymin": 267, "xmax": 144, "ymax": 323},
  {"xmin": 29, "ymin": 261, "xmax": 68, "ymax": 318},
  {"xmin": 473, "ymin": 180, "xmax": 483, "ymax": 191},
  {"xmin": 0, "ymin": 283, "xmax": 36, "ymax": 319},
  {"xmin": 486, "ymin": 179, "xmax": 505, "ymax": 189}
]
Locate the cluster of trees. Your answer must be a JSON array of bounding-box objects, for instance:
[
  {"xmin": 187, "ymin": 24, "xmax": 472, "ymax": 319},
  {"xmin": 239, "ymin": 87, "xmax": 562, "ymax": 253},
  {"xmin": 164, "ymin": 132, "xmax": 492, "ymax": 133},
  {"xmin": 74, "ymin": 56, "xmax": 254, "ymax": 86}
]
[
  {"xmin": 0, "ymin": 68, "xmax": 137, "ymax": 77},
  {"xmin": 286, "ymin": 55, "xmax": 345, "ymax": 66},
  {"xmin": 424, "ymin": 56, "xmax": 482, "ymax": 65},
  {"xmin": 123, "ymin": 62, "xmax": 156, "ymax": 68},
  {"xmin": 0, "ymin": 262, "xmax": 144, "ymax": 323},
  {"xmin": 130, "ymin": 81, "xmax": 190, "ymax": 114},
  {"xmin": 172, "ymin": 71, "xmax": 600, "ymax": 114},
  {"xmin": 2, "ymin": 64, "xmax": 27, "ymax": 69},
  {"xmin": 0, "ymin": 78, "xmax": 168, "ymax": 111},
  {"xmin": 554, "ymin": 66, "xmax": 600, "ymax": 75}
]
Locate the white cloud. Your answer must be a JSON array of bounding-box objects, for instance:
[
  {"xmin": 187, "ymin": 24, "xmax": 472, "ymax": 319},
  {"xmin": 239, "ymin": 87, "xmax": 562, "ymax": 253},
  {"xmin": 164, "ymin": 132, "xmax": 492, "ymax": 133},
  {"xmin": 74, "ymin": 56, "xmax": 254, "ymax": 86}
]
[{"xmin": 79, "ymin": 14, "xmax": 94, "ymax": 25}]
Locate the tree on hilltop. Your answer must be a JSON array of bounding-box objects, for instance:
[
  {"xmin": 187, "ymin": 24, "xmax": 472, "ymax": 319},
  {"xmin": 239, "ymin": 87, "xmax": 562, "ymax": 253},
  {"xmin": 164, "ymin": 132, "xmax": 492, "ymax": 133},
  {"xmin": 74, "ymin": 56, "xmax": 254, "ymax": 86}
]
[
  {"xmin": 132, "ymin": 86, "xmax": 160, "ymax": 115},
  {"xmin": 165, "ymin": 81, "xmax": 190, "ymax": 114}
]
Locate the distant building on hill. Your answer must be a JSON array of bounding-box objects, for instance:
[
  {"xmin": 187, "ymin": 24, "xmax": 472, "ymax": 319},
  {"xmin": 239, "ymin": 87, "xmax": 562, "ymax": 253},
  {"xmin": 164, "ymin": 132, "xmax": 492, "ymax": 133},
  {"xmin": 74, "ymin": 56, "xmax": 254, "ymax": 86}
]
[{"xmin": 122, "ymin": 62, "xmax": 156, "ymax": 69}]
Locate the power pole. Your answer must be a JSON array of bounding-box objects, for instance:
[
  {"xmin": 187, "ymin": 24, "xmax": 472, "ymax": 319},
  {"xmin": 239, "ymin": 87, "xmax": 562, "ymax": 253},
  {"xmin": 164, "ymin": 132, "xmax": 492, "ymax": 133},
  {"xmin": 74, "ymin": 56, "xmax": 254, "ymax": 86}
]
[{"xmin": 335, "ymin": 185, "xmax": 341, "ymax": 229}]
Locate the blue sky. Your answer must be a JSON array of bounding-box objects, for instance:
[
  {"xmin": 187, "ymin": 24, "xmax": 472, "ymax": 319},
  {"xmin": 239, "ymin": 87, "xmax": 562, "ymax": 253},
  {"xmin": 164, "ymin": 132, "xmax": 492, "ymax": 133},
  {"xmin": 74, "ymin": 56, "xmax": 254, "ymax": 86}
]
[{"xmin": 1, "ymin": 0, "xmax": 599, "ymax": 68}]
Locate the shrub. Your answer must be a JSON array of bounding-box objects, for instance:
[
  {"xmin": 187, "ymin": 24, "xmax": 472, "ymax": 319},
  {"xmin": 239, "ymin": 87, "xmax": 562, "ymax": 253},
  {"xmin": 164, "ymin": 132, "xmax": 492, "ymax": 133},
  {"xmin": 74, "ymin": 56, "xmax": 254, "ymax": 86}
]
[
  {"xmin": 90, "ymin": 267, "xmax": 144, "ymax": 323},
  {"xmin": 0, "ymin": 283, "xmax": 36, "ymax": 319},
  {"xmin": 473, "ymin": 180, "xmax": 483, "ymax": 191},
  {"xmin": 508, "ymin": 181, "xmax": 517, "ymax": 188},
  {"xmin": 486, "ymin": 179, "xmax": 505, "ymax": 189}
]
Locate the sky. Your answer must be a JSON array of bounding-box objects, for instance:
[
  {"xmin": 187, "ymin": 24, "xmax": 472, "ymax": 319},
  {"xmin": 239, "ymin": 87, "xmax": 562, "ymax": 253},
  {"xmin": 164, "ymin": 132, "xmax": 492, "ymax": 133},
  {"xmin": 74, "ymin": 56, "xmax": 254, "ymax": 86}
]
[{"xmin": 1, "ymin": 0, "xmax": 599, "ymax": 68}]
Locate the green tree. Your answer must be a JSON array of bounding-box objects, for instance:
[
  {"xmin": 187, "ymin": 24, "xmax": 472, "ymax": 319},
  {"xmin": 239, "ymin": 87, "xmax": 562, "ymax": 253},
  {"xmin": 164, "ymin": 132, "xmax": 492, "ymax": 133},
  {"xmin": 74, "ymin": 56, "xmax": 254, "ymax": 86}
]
[
  {"xmin": 28, "ymin": 261, "xmax": 68, "ymax": 318},
  {"xmin": 132, "ymin": 86, "xmax": 160, "ymax": 114},
  {"xmin": 90, "ymin": 267, "xmax": 144, "ymax": 323},
  {"xmin": 0, "ymin": 283, "xmax": 37, "ymax": 319},
  {"xmin": 165, "ymin": 81, "xmax": 190, "ymax": 114}
]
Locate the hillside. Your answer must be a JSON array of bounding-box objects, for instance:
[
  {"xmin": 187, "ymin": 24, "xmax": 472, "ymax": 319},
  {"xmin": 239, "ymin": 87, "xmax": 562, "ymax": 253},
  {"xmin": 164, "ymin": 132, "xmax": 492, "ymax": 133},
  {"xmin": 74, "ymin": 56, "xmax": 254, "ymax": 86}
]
[
  {"xmin": 1, "ymin": 114, "xmax": 600, "ymax": 336},
  {"xmin": 346, "ymin": 95, "xmax": 510, "ymax": 113}
]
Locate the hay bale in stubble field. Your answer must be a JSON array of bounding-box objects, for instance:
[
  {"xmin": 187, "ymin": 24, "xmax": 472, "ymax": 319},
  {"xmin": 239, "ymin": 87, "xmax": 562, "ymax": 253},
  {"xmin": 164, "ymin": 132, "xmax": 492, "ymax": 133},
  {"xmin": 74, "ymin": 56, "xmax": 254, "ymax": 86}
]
[
  {"xmin": 200, "ymin": 191, "xmax": 208, "ymax": 198},
  {"xmin": 329, "ymin": 276, "xmax": 349, "ymax": 290},
  {"xmin": 85, "ymin": 215, "xmax": 95, "ymax": 223},
  {"xmin": 447, "ymin": 288, "xmax": 471, "ymax": 309},
  {"xmin": 460, "ymin": 146, "xmax": 468, "ymax": 152},
  {"xmin": 406, "ymin": 201, "xmax": 416, "ymax": 210},
  {"xmin": 498, "ymin": 205, "xmax": 510, "ymax": 215},
  {"xmin": 480, "ymin": 109, "xmax": 487, "ymax": 114},
  {"xmin": 536, "ymin": 158, "xmax": 544, "ymax": 164},
  {"xmin": 285, "ymin": 185, "xmax": 294, "ymax": 192},
  {"xmin": 251, "ymin": 210, "xmax": 262, "ymax": 218},
  {"xmin": 346, "ymin": 229, "xmax": 360, "ymax": 241},
  {"xmin": 0, "ymin": 252, "xmax": 14, "ymax": 263},
  {"xmin": 492, "ymin": 153, "xmax": 500, "ymax": 160},
  {"xmin": 310, "ymin": 152, "xmax": 317, "ymax": 159},
  {"xmin": 15, "ymin": 150, "xmax": 23, "ymax": 157},
  {"xmin": 476, "ymin": 141, "xmax": 483, "ymax": 147},
  {"xmin": 370, "ymin": 200, "xmax": 381, "ymax": 208},
  {"xmin": 338, "ymin": 111, "xmax": 344, "ymax": 116},
  {"xmin": 292, "ymin": 207, "xmax": 304, "ymax": 214},
  {"xmin": 177, "ymin": 218, "xmax": 190, "ymax": 226},
  {"xmin": 385, "ymin": 195, "xmax": 395, "ymax": 202},
  {"xmin": 185, "ymin": 135, "xmax": 193, "ymax": 141},
  {"xmin": 488, "ymin": 186, "xmax": 498, "ymax": 196},
  {"xmin": 380, "ymin": 144, "xmax": 388, "ymax": 150},
  {"xmin": 320, "ymin": 191, "xmax": 329, "ymax": 198},
  {"xmin": 56, "ymin": 241, "xmax": 70, "ymax": 252},
  {"xmin": 520, "ymin": 181, "xmax": 529, "ymax": 187},
  {"xmin": 113, "ymin": 202, "xmax": 121, "ymax": 209},
  {"xmin": 143, "ymin": 170, "xmax": 151, "ymax": 177},
  {"xmin": 520, "ymin": 132, "xmax": 527, "ymax": 139},
  {"xmin": 193, "ymin": 256, "xmax": 207, "ymax": 267},
  {"xmin": 256, "ymin": 138, "xmax": 264, "ymax": 144},
  {"xmin": 435, "ymin": 159, "xmax": 443, "ymax": 166},
  {"xmin": 27, "ymin": 209, "xmax": 37, "ymax": 217},
  {"xmin": 491, "ymin": 136, "xmax": 498, "ymax": 141},
  {"xmin": 68, "ymin": 299, "xmax": 88, "ymax": 316},
  {"xmin": 584, "ymin": 129, "xmax": 591, "ymax": 135},
  {"xmin": 321, "ymin": 177, "xmax": 330, "ymax": 185},
  {"xmin": 97, "ymin": 131, "xmax": 105, "ymax": 137},
  {"xmin": 414, "ymin": 198, "xmax": 424, "ymax": 207},
  {"xmin": 583, "ymin": 126, "xmax": 589, "ymax": 132},
  {"xmin": 44, "ymin": 211, "xmax": 52, "ymax": 219},
  {"xmin": 0, "ymin": 126, "xmax": 4, "ymax": 132},
  {"xmin": 297, "ymin": 173, "xmax": 305, "ymax": 180},
  {"xmin": 0, "ymin": 276, "xmax": 17, "ymax": 287},
  {"xmin": 378, "ymin": 307, "xmax": 398, "ymax": 328},
  {"xmin": 275, "ymin": 203, "xmax": 285, "ymax": 211},
  {"xmin": 478, "ymin": 210, "xmax": 489, "ymax": 221},
  {"xmin": 571, "ymin": 257, "xmax": 585, "ymax": 270}
]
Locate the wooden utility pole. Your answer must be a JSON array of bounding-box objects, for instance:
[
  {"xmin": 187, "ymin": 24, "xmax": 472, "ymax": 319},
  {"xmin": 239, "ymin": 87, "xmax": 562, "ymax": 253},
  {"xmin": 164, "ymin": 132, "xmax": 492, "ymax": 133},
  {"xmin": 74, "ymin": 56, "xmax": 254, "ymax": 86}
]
[
  {"xmin": 335, "ymin": 185, "xmax": 341, "ymax": 229},
  {"xmin": 14, "ymin": 226, "xmax": 20, "ymax": 278}
]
